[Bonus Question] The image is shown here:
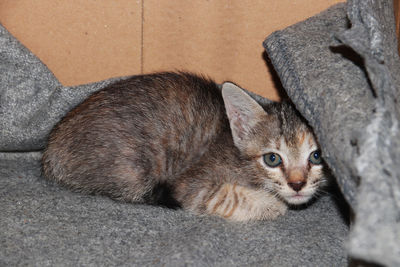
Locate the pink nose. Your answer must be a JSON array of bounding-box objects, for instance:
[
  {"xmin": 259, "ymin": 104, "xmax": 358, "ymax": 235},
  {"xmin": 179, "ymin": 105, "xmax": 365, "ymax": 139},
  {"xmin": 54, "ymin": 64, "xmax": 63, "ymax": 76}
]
[{"xmin": 288, "ymin": 181, "xmax": 306, "ymax": 192}]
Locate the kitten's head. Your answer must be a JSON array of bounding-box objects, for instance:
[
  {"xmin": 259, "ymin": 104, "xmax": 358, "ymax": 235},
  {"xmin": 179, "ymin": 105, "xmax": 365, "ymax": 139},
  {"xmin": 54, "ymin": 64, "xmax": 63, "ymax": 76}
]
[{"xmin": 221, "ymin": 82, "xmax": 326, "ymax": 205}]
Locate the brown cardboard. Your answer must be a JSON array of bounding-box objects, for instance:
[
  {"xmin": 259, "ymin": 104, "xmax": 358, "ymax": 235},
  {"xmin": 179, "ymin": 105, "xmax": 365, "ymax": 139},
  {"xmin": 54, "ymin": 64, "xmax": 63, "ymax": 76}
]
[
  {"xmin": 0, "ymin": 1, "xmax": 142, "ymax": 85},
  {"xmin": 394, "ymin": 0, "xmax": 400, "ymax": 53},
  {"xmin": 0, "ymin": 0, "xmax": 344, "ymax": 100}
]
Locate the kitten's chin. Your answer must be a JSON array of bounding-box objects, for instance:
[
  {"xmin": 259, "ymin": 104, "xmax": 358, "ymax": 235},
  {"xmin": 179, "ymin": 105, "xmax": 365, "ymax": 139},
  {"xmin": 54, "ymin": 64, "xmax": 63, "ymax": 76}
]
[{"xmin": 284, "ymin": 194, "xmax": 313, "ymax": 205}]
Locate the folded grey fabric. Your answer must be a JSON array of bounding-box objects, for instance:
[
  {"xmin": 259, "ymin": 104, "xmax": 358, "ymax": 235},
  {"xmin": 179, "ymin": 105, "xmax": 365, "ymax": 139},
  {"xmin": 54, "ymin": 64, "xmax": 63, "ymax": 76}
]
[
  {"xmin": 0, "ymin": 21, "xmax": 348, "ymax": 266},
  {"xmin": 0, "ymin": 25, "xmax": 124, "ymax": 152},
  {"xmin": 264, "ymin": 0, "xmax": 400, "ymax": 266}
]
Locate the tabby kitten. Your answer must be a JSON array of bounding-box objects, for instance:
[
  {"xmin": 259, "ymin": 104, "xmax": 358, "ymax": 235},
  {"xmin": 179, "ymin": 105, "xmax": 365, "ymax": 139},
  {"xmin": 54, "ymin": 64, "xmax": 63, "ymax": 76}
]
[{"xmin": 42, "ymin": 72, "xmax": 326, "ymax": 221}]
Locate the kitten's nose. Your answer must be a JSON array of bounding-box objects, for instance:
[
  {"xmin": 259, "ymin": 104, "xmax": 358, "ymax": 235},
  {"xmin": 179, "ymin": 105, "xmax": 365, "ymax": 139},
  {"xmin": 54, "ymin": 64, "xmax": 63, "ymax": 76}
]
[{"xmin": 288, "ymin": 181, "xmax": 306, "ymax": 192}]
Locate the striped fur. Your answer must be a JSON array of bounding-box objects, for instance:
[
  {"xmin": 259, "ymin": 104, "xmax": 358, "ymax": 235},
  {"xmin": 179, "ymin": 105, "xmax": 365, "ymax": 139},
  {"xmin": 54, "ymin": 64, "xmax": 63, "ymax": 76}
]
[{"xmin": 202, "ymin": 184, "xmax": 287, "ymax": 221}]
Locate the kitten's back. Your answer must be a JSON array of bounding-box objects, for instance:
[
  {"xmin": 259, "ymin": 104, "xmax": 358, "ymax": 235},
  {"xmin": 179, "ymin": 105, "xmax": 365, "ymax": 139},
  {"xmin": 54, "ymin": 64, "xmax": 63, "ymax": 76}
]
[{"xmin": 42, "ymin": 72, "xmax": 229, "ymax": 202}]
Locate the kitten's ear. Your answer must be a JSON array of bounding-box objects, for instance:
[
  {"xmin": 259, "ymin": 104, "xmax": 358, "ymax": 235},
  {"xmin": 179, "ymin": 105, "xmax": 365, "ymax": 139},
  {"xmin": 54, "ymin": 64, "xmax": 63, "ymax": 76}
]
[{"xmin": 221, "ymin": 82, "xmax": 266, "ymax": 148}]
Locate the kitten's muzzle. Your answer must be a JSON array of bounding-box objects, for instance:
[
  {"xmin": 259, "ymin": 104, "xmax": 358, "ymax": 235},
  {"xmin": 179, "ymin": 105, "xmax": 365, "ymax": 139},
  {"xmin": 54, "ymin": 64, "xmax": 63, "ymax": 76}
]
[{"xmin": 287, "ymin": 169, "xmax": 306, "ymax": 192}]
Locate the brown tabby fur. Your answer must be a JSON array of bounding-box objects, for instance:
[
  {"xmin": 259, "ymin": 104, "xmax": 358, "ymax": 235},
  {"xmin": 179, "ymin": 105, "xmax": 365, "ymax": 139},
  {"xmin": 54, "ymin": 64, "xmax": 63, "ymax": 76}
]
[{"xmin": 42, "ymin": 72, "xmax": 326, "ymax": 221}]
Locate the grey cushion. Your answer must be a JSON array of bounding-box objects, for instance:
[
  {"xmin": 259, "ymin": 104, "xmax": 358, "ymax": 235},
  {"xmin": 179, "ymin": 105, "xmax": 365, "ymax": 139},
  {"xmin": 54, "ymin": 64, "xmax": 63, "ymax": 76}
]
[{"xmin": 264, "ymin": 0, "xmax": 400, "ymax": 266}]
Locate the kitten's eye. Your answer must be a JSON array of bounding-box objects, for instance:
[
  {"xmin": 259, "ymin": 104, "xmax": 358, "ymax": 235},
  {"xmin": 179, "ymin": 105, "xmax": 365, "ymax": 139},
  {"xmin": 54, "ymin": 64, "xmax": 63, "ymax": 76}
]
[
  {"xmin": 263, "ymin": 153, "xmax": 282, "ymax": 168},
  {"xmin": 309, "ymin": 150, "xmax": 322, "ymax": 165}
]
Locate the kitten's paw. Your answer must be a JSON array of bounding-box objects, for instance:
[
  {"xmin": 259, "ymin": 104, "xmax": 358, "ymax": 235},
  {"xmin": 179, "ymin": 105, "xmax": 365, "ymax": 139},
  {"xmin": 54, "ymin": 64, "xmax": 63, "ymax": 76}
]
[
  {"xmin": 236, "ymin": 189, "xmax": 287, "ymax": 221},
  {"xmin": 203, "ymin": 183, "xmax": 287, "ymax": 222},
  {"xmin": 258, "ymin": 197, "xmax": 287, "ymax": 220}
]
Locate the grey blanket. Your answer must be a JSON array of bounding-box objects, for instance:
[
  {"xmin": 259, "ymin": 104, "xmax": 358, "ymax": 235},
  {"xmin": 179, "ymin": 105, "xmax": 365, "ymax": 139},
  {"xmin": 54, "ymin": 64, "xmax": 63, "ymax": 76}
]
[
  {"xmin": 264, "ymin": 0, "xmax": 400, "ymax": 266},
  {"xmin": 2, "ymin": 0, "xmax": 397, "ymax": 265}
]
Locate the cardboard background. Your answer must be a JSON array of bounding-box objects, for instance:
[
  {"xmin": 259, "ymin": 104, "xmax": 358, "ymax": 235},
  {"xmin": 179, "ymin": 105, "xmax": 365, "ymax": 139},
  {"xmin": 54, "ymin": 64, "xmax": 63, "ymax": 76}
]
[{"xmin": 0, "ymin": 0, "xmax": 343, "ymax": 100}]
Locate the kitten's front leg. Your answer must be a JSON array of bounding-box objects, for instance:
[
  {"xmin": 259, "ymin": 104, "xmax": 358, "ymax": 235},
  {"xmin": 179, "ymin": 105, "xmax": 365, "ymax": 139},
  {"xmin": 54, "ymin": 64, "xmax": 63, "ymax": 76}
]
[{"xmin": 184, "ymin": 183, "xmax": 287, "ymax": 221}]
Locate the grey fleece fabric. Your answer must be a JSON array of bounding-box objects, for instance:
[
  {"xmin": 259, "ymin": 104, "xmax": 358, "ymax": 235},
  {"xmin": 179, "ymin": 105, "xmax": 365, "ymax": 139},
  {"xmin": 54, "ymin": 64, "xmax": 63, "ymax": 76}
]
[
  {"xmin": 0, "ymin": 21, "xmax": 349, "ymax": 266},
  {"xmin": 264, "ymin": 0, "xmax": 400, "ymax": 266},
  {"xmin": 1, "ymin": 154, "xmax": 348, "ymax": 266},
  {"xmin": 0, "ymin": 24, "xmax": 124, "ymax": 152}
]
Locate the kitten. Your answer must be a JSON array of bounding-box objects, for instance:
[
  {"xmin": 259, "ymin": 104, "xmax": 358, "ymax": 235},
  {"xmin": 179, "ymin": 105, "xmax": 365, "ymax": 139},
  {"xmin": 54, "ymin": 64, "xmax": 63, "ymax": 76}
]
[{"xmin": 42, "ymin": 72, "xmax": 326, "ymax": 221}]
